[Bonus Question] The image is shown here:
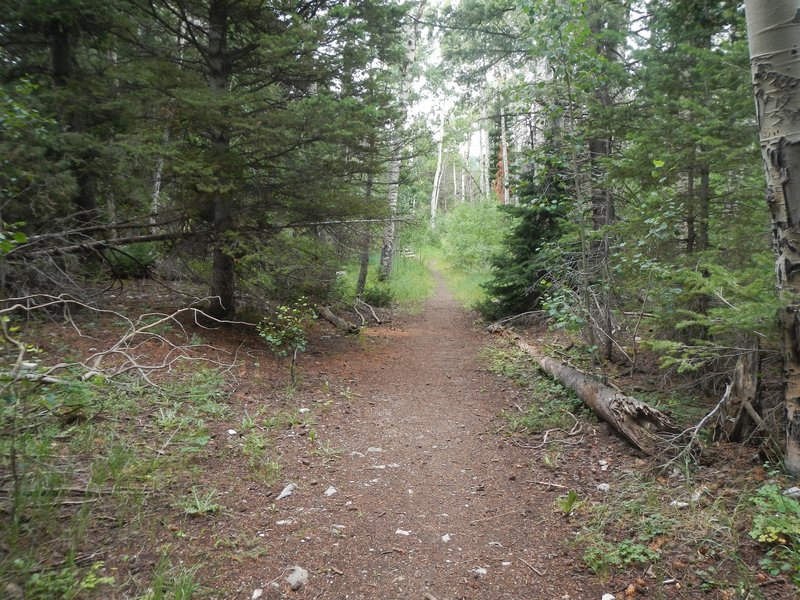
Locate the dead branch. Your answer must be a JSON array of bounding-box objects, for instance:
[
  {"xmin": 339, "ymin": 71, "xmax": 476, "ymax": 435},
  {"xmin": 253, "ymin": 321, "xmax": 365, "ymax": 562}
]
[
  {"xmin": 662, "ymin": 384, "xmax": 732, "ymax": 468},
  {"xmin": 355, "ymin": 298, "xmax": 382, "ymax": 324}
]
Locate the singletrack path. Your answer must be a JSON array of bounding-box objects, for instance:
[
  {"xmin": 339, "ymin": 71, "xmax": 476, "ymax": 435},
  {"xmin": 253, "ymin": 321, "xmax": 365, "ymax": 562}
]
[{"xmin": 259, "ymin": 274, "xmax": 607, "ymax": 599}]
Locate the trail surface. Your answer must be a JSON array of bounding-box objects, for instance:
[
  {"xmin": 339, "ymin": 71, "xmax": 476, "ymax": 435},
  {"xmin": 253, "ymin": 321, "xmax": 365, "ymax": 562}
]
[{"xmin": 255, "ymin": 275, "xmax": 607, "ymax": 599}]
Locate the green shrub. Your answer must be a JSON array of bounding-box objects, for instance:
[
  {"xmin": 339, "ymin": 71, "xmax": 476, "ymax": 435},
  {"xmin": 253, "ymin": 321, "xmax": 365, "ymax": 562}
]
[{"xmin": 363, "ymin": 282, "xmax": 394, "ymax": 307}]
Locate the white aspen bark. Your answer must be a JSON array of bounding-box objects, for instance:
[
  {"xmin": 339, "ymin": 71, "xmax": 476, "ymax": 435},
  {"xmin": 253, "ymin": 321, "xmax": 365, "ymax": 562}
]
[
  {"xmin": 480, "ymin": 105, "xmax": 490, "ymax": 199},
  {"xmin": 150, "ymin": 133, "xmax": 167, "ymax": 234},
  {"xmin": 744, "ymin": 0, "xmax": 800, "ymax": 475},
  {"xmin": 452, "ymin": 159, "xmax": 458, "ymax": 206},
  {"xmin": 500, "ymin": 105, "xmax": 510, "ymax": 205},
  {"xmin": 380, "ymin": 0, "xmax": 427, "ymax": 280},
  {"xmin": 461, "ymin": 166, "xmax": 466, "ymax": 203},
  {"xmin": 430, "ymin": 109, "xmax": 445, "ymax": 228}
]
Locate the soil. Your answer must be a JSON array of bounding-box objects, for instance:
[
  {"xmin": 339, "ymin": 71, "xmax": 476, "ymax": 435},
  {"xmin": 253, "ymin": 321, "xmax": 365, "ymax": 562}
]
[
  {"xmin": 164, "ymin": 274, "xmax": 625, "ymax": 599},
  {"xmin": 11, "ymin": 274, "xmax": 797, "ymax": 599}
]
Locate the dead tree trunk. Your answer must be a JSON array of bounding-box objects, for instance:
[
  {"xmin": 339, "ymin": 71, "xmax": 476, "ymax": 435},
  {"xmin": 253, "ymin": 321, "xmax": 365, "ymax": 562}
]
[
  {"xmin": 319, "ymin": 306, "xmax": 359, "ymax": 333},
  {"xmin": 507, "ymin": 332, "xmax": 675, "ymax": 453},
  {"xmin": 538, "ymin": 356, "xmax": 676, "ymax": 453}
]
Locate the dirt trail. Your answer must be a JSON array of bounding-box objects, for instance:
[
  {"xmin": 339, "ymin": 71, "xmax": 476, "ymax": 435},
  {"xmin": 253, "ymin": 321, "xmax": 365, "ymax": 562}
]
[{"xmin": 263, "ymin": 274, "xmax": 606, "ymax": 599}]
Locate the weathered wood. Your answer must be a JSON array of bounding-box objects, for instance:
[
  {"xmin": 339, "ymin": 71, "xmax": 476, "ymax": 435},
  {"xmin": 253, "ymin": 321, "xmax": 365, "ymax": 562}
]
[
  {"xmin": 716, "ymin": 349, "xmax": 760, "ymax": 442},
  {"xmin": 319, "ymin": 306, "xmax": 359, "ymax": 334},
  {"xmin": 502, "ymin": 330, "xmax": 675, "ymax": 453},
  {"xmin": 538, "ymin": 356, "xmax": 676, "ymax": 453}
]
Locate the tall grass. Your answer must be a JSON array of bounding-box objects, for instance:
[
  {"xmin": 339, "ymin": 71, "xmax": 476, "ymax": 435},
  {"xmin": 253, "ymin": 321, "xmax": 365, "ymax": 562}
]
[{"xmin": 388, "ymin": 255, "xmax": 435, "ymax": 308}]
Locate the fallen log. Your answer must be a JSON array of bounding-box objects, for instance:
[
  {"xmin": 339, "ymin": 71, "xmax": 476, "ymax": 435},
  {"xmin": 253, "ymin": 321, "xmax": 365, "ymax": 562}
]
[
  {"xmin": 318, "ymin": 306, "xmax": 359, "ymax": 334},
  {"xmin": 504, "ymin": 331, "xmax": 677, "ymax": 454}
]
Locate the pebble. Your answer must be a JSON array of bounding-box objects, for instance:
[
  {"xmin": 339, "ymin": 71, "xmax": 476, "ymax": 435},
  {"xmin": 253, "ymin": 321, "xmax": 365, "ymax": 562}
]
[
  {"xmin": 324, "ymin": 486, "xmax": 337, "ymax": 497},
  {"xmin": 670, "ymin": 500, "xmax": 689, "ymax": 509},
  {"xmin": 601, "ymin": 595, "xmax": 616, "ymax": 600},
  {"xmin": 298, "ymin": 408, "xmax": 310, "ymax": 413},
  {"xmin": 227, "ymin": 429, "xmax": 237, "ymax": 435},
  {"xmin": 277, "ymin": 483, "xmax": 297, "ymax": 500},
  {"xmin": 597, "ymin": 483, "xmax": 610, "ymax": 493},
  {"xmin": 784, "ymin": 486, "xmax": 800, "ymax": 499},
  {"xmin": 396, "ymin": 529, "xmax": 411, "ymax": 536},
  {"xmin": 251, "ymin": 589, "xmax": 264, "ymax": 600},
  {"xmin": 285, "ymin": 566, "xmax": 309, "ymax": 591},
  {"xmin": 441, "ymin": 533, "xmax": 451, "ymax": 543},
  {"xmin": 471, "ymin": 567, "xmax": 487, "ymax": 578}
]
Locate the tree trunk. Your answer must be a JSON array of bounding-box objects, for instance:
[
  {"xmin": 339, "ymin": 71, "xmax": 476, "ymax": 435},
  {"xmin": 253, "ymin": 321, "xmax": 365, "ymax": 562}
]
[
  {"xmin": 506, "ymin": 331, "xmax": 676, "ymax": 453},
  {"xmin": 686, "ymin": 167, "xmax": 696, "ymax": 253},
  {"xmin": 480, "ymin": 105, "xmax": 491, "ymax": 199},
  {"xmin": 697, "ymin": 163, "xmax": 710, "ymax": 250},
  {"xmin": 49, "ymin": 20, "xmax": 98, "ymax": 223},
  {"xmin": 356, "ymin": 168, "xmax": 374, "ymax": 297},
  {"xmin": 500, "ymin": 105, "xmax": 510, "ymax": 205},
  {"xmin": 379, "ymin": 145, "xmax": 400, "ymax": 280},
  {"xmin": 319, "ymin": 306, "xmax": 359, "ymax": 333},
  {"xmin": 744, "ymin": 0, "xmax": 800, "ymax": 476},
  {"xmin": 379, "ymin": 0, "xmax": 426, "ymax": 280},
  {"xmin": 430, "ymin": 109, "xmax": 446, "ymax": 228},
  {"xmin": 207, "ymin": 0, "xmax": 235, "ymax": 318}
]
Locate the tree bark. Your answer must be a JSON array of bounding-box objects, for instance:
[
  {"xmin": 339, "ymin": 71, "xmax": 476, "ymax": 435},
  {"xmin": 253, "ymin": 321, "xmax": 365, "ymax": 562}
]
[
  {"xmin": 49, "ymin": 19, "xmax": 98, "ymax": 224},
  {"xmin": 379, "ymin": 0, "xmax": 426, "ymax": 281},
  {"xmin": 207, "ymin": 0, "xmax": 236, "ymax": 318},
  {"xmin": 697, "ymin": 163, "xmax": 710, "ymax": 250},
  {"xmin": 507, "ymin": 332, "xmax": 676, "ymax": 453},
  {"xmin": 500, "ymin": 105, "xmax": 510, "ymax": 205},
  {"xmin": 430, "ymin": 109, "xmax": 446, "ymax": 228},
  {"xmin": 744, "ymin": 0, "xmax": 800, "ymax": 476},
  {"xmin": 319, "ymin": 306, "xmax": 359, "ymax": 333},
  {"xmin": 356, "ymin": 168, "xmax": 374, "ymax": 298}
]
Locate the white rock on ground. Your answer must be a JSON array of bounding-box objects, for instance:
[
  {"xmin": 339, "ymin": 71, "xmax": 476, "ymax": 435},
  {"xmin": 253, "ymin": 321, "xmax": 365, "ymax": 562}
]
[
  {"xmin": 395, "ymin": 529, "xmax": 411, "ymax": 536},
  {"xmin": 470, "ymin": 567, "xmax": 487, "ymax": 578},
  {"xmin": 276, "ymin": 483, "xmax": 297, "ymax": 500},
  {"xmin": 251, "ymin": 589, "xmax": 264, "ymax": 600},
  {"xmin": 601, "ymin": 594, "xmax": 616, "ymax": 600},
  {"xmin": 784, "ymin": 486, "xmax": 800, "ymax": 499},
  {"xmin": 324, "ymin": 486, "xmax": 337, "ymax": 497},
  {"xmin": 285, "ymin": 566, "xmax": 309, "ymax": 591},
  {"xmin": 597, "ymin": 483, "xmax": 610, "ymax": 492}
]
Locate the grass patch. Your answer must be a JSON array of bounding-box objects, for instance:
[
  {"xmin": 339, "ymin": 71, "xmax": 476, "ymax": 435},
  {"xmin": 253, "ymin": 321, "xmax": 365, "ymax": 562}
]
[
  {"xmin": 335, "ymin": 253, "xmax": 435, "ymax": 311},
  {"xmin": 0, "ymin": 364, "xmax": 230, "ymax": 597},
  {"xmin": 574, "ymin": 466, "xmax": 799, "ymax": 595},
  {"xmin": 387, "ymin": 255, "xmax": 435, "ymax": 309},
  {"xmin": 482, "ymin": 345, "xmax": 588, "ymax": 433}
]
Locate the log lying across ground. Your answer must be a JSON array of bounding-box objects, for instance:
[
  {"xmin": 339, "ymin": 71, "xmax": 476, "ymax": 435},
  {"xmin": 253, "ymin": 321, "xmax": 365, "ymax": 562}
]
[
  {"xmin": 319, "ymin": 306, "xmax": 359, "ymax": 334},
  {"xmin": 507, "ymin": 332, "xmax": 677, "ymax": 454}
]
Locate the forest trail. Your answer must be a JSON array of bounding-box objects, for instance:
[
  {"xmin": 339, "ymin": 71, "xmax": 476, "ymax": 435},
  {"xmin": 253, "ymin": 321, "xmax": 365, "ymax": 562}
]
[{"xmin": 256, "ymin": 273, "xmax": 608, "ymax": 599}]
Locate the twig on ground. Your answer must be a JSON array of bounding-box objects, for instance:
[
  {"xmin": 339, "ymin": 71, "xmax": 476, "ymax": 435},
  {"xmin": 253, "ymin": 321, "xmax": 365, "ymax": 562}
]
[
  {"xmin": 470, "ymin": 509, "xmax": 520, "ymax": 525},
  {"xmin": 531, "ymin": 481, "xmax": 567, "ymax": 489},
  {"xmin": 519, "ymin": 558, "xmax": 545, "ymax": 576}
]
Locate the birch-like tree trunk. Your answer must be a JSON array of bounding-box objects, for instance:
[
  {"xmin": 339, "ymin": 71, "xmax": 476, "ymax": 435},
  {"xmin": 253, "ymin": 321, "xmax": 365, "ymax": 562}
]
[
  {"xmin": 430, "ymin": 109, "xmax": 446, "ymax": 228},
  {"xmin": 744, "ymin": 0, "xmax": 800, "ymax": 475},
  {"xmin": 480, "ymin": 105, "xmax": 490, "ymax": 199},
  {"xmin": 500, "ymin": 105, "xmax": 510, "ymax": 205},
  {"xmin": 379, "ymin": 1, "xmax": 426, "ymax": 280}
]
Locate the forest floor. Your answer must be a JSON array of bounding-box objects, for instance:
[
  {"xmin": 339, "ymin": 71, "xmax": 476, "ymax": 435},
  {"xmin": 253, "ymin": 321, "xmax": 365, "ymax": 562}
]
[{"xmin": 5, "ymin": 272, "xmax": 798, "ymax": 599}]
